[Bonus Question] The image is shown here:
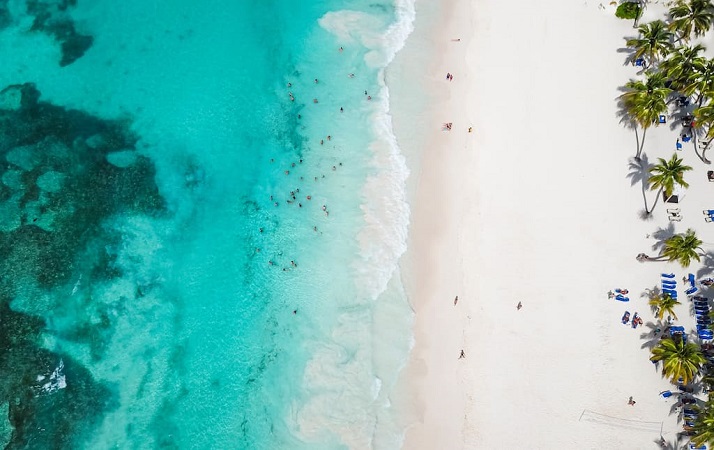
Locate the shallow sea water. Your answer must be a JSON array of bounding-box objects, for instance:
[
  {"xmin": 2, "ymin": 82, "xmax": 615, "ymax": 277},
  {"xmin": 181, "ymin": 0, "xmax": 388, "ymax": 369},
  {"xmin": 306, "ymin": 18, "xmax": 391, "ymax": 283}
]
[{"xmin": 0, "ymin": 0, "xmax": 414, "ymax": 448}]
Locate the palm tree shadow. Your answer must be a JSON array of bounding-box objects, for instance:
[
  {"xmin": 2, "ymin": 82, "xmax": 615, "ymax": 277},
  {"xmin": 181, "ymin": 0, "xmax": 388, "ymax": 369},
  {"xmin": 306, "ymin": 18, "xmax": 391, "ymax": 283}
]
[
  {"xmin": 640, "ymin": 319, "xmax": 666, "ymax": 351},
  {"xmin": 616, "ymin": 47, "xmax": 646, "ymax": 74},
  {"xmin": 615, "ymin": 93, "xmax": 637, "ymax": 129},
  {"xmin": 651, "ymin": 223, "xmax": 677, "ymax": 253},
  {"xmin": 644, "ymin": 285, "xmax": 660, "ymax": 311},
  {"xmin": 696, "ymin": 252, "xmax": 714, "ymax": 279},
  {"xmin": 627, "ymin": 155, "xmax": 657, "ymax": 219},
  {"xmin": 654, "ymin": 436, "xmax": 682, "ymax": 450},
  {"xmin": 627, "ymin": 154, "xmax": 652, "ymax": 187}
]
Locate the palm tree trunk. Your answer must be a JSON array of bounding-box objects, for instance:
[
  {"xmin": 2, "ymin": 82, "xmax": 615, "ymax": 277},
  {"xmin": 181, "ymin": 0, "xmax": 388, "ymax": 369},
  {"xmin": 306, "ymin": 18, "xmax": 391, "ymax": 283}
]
[
  {"xmin": 647, "ymin": 186, "xmax": 663, "ymax": 214},
  {"xmin": 702, "ymin": 135, "xmax": 714, "ymax": 163},
  {"xmin": 692, "ymin": 135, "xmax": 710, "ymax": 164}
]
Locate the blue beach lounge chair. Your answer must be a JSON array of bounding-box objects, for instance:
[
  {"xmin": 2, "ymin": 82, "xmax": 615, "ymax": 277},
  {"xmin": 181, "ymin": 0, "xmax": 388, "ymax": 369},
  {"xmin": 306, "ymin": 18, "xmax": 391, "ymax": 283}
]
[
  {"xmin": 662, "ymin": 273, "xmax": 676, "ymax": 278},
  {"xmin": 615, "ymin": 294, "xmax": 629, "ymax": 302},
  {"xmin": 660, "ymin": 390, "xmax": 673, "ymax": 398},
  {"xmin": 659, "ymin": 115, "xmax": 667, "ymax": 124},
  {"xmin": 687, "ymin": 286, "xmax": 700, "ymax": 295},
  {"xmin": 635, "ymin": 57, "xmax": 644, "ymax": 66},
  {"xmin": 677, "ymin": 141, "xmax": 683, "ymax": 150},
  {"xmin": 689, "ymin": 273, "xmax": 696, "ymax": 285}
]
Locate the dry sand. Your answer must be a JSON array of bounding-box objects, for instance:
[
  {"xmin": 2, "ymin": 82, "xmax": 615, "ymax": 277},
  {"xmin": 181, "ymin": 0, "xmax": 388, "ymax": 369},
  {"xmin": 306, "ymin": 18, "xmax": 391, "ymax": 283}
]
[{"xmin": 389, "ymin": 0, "xmax": 714, "ymax": 448}]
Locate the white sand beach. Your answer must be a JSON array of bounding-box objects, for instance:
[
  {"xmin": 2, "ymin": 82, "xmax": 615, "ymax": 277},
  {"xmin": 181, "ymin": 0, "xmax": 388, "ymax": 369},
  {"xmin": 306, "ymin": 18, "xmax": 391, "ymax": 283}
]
[{"xmin": 390, "ymin": 0, "xmax": 714, "ymax": 448}]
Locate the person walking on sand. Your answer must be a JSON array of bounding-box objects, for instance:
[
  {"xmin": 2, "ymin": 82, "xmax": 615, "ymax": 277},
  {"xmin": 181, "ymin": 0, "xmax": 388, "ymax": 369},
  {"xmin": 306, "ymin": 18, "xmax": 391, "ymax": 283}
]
[
  {"xmin": 628, "ymin": 396, "xmax": 636, "ymax": 406},
  {"xmin": 454, "ymin": 296, "xmax": 458, "ymax": 306},
  {"xmin": 517, "ymin": 301, "xmax": 522, "ymax": 310},
  {"xmin": 459, "ymin": 350, "xmax": 465, "ymax": 359}
]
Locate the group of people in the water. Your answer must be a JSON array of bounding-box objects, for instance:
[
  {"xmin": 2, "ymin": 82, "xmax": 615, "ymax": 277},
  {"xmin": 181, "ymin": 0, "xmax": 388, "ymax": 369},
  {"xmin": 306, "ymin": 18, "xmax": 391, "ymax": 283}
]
[{"xmin": 262, "ymin": 45, "xmax": 367, "ymax": 274}]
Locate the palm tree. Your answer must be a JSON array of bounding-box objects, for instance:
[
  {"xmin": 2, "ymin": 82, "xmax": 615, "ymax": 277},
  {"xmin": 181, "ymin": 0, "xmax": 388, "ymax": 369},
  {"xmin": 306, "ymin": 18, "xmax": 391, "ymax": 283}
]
[
  {"xmin": 661, "ymin": 44, "xmax": 707, "ymax": 91},
  {"xmin": 691, "ymin": 401, "xmax": 714, "ymax": 447},
  {"xmin": 646, "ymin": 154, "xmax": 692, "ymax": 213},
  {"xmin": 650, "ymin": 336, "xmax": 706, "ymax": 384},
  {"xmin": 621, "ymin": 72, "xmax": 672, "ymax": 159},
  {"xmin": 683, "ymin": 58, "xmax": 714, "ymax": 106},
  {"xmin": 695, "ymin": 100, "xmax": 714, "ymax": 161},
  {"xmin": 660, "ymin": 228, "xmax": 704, "ymax": 267},
  {"xmin": 649, "ymin": 292, "xmax": 681, "ymax": 319},
  {"xmin": 626, "ymin": 20, "xmax": 674, "ymax": 65},
  {"xmin": 669, "ymin": 0, "xmax": 714, "ymax": 42}
]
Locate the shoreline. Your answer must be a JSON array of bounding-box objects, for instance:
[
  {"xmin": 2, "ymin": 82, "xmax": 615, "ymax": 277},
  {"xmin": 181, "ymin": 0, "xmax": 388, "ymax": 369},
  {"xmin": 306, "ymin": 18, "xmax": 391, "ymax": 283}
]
[{"xmin": 389, "ymin": 0, "xmax": 708, "ymax": 448}]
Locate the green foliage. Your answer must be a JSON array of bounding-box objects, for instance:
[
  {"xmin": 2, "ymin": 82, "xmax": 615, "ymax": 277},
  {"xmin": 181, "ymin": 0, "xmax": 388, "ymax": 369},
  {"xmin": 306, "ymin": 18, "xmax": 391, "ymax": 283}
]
[
  {"xmin": 650, "ymin": 336, "xmax": 706, "ymax": 385},
  {"xmin": 661, "ymin": 228, "xmax": 702, "ymax": 268},
  {"xmin": 616, "ymin": 2, "xmax": 641, "ymax": 20},
  {"xmin": 648, "ymin": 154, "xmax": 693, "ymax": 200}
]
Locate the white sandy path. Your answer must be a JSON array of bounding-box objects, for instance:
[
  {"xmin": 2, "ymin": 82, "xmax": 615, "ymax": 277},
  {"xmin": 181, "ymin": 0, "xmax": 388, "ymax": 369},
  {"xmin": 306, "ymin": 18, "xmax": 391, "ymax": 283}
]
[{"xmin": 389, "ymin": 0, "xmax": 714, "ymax": 449}]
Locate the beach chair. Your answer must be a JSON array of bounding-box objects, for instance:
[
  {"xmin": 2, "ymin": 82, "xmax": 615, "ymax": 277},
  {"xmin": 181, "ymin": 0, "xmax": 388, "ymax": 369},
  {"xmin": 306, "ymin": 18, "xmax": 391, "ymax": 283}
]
[
  {"xmin": 689, "ymin": 444, "xmax": 706, "ymax": 450},
  {"xmin": 615, "ymin": 294, "xmax": 629, "ymax": 302},
  {"xmin": 704, "ymin": 210, "xmax": 714, "ymax": 215},
  {"xmin": 669, "ymin": 208, "xmax": 681, "ymax": 214},
  {"xmin": 659, "ymin": 115, "xmax": 667, "ymax": 124},
  {"xmin": 661, "ymin": 390, "xmax": 673, "ymax": 398},
  {"xmin": 670, "ymin": 215, "xmax": 683, "ymax": 222},
  {"xmin": 687, "ymin": 286, "xmax": 700, "ymax": 295},
  {"xmin": 689, "ymin": 273, "xmax": 696, "ymax": 285},
  {"xmin": 663, "ymin": 281, "xmax": 678, "ymax": 287},
  {"xmin": 662, "ymin": 273, "xmax": 676, "ymax": 278},
  {"xmin": 706, "ymin": 217, "xmax": 714, "ymax": 223},
  {"xmin": 684, "ymin": 135, "xmax": 692, "ymax": 142},
  {"xmin": 622, "ymin": 311, "xmax": 630, "ymax": 324},
  {"xmin": 663, "ymin": 290, "xmax": 678, "ymax": 298},
  {"xmin": 635, "ymin": 57, "xmax": 644, "ymax": 66},
  {"xmin": 671, "ymin": 326, "xmax": 686, "ymax": 333}
]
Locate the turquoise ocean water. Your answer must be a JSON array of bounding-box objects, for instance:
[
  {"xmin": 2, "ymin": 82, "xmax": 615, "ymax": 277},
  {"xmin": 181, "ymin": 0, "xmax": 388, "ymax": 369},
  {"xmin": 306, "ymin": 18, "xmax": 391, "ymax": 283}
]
[{"xmin": 0, "ymin": 0, "xmax": 415, "ymax": 448}]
